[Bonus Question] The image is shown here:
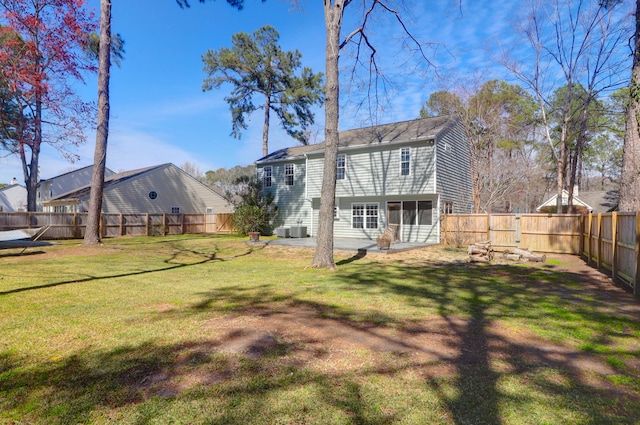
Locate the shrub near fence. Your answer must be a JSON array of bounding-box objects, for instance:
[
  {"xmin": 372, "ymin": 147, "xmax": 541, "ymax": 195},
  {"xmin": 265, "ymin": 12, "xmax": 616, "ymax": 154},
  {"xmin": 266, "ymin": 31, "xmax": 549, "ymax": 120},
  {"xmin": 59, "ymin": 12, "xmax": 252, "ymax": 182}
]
[
  {"xmin": 442, "ymin": 213, "xmax": 640, "ymax": 296},
  {"xmin": 0, "ymin": 212, "xmax": 234, "ymax": 239}
]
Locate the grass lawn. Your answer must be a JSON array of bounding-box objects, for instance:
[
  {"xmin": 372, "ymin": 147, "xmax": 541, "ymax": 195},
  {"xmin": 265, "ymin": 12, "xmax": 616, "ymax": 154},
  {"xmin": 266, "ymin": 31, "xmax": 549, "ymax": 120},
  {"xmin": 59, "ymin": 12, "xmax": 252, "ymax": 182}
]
[{"xmin": 1, "ymin": 235, "xmax": 639, "ymax": 424}]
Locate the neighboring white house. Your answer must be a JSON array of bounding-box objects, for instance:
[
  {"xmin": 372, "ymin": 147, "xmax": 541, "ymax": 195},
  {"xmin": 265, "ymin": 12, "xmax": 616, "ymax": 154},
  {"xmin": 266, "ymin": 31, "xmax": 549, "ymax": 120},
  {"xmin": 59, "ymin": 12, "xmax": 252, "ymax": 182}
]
[
  {"xmin": 43, "ymin": 163, "xmax": 233, "ymax": 214},
  {"xmin": 536, "ymin": 189, "xmax": 619, "ymax": 214},
  {"xmin": 0, "ymin": 182, "xmax": 27, "ymax": 212},
  {"xmin": 255, "ymin": 115, "xmax": 473, "ymax": 243},
  {"xmin": 37, "ymin": 165, "xmax": 115, "ymax": 211}
]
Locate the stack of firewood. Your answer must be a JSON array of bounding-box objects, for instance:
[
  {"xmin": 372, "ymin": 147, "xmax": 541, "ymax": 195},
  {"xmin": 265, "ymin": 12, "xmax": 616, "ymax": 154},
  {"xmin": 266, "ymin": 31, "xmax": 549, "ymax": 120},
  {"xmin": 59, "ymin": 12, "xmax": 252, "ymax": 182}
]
[
  {"xmin": 467, "ymin": 241, "xmax": 547, "ymax": 263},
  {"xmin": 467, "ymin": 240, "xmax": 493, "ymax": 263},
  {"xmin": 502, "ymin": 248, "xmax": 546, "ymax": 262}
]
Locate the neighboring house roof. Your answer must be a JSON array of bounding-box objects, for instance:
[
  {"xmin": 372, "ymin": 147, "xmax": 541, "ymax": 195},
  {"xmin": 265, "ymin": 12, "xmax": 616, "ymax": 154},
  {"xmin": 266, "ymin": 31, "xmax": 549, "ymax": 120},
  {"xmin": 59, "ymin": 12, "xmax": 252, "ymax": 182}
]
[
  {"xmin": 38, "ymin": 164, "xmax": 115, "ymax": 184},
  {"xmin": 48, "ymin": 164, "xmax": 165, "ymax": 201},
  {"xmin": 256, "ymin": 115, "xmax": 457, "ymax": 163},
  {"xmin": 536, "ymin": 189, "xmax": 619, "ymax": 213},
  {"xmin": 576, "ymin": 190, "xmax": 619, "ymax": 213},
  {"xmin": 46, "ymin": 163, "xmax": 229, "ymax": 207}
]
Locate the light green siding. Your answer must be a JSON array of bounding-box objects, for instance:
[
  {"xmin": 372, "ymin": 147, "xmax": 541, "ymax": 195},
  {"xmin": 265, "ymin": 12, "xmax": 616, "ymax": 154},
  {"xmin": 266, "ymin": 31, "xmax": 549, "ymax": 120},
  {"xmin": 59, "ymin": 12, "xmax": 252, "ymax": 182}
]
[
  {"xmin": 259, "ymin": 160, "xmax": 311, "ymax": 232},
  {"xmin": 306, "ymin": 142, "xmax": 436, "ymax": 198},
  {"xmin": 435, "ymin": 120, "xmax": 474, "ymax": 213},
  {"xmin": 256, "ymin": 116, "xmax": 472, "ymax": 243}
]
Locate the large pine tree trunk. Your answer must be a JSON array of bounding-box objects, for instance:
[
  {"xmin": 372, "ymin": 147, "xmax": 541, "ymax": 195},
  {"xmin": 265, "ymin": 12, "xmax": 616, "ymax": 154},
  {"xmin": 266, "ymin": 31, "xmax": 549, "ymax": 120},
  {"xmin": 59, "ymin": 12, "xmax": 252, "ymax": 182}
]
[
  {"xmin": 262, "ymin": 95, "xmax": 270, "ymax": 157},
  {"xmin": 620, "ymin": 0, "xmax": 640, "ymax": 212},
  {"xmin": 84, "ymin": 0, "xmax": 111, "ymax": 245},
  {"xmin": 312, "ymin": 1, "xmax": 343, "ymax": 269}
]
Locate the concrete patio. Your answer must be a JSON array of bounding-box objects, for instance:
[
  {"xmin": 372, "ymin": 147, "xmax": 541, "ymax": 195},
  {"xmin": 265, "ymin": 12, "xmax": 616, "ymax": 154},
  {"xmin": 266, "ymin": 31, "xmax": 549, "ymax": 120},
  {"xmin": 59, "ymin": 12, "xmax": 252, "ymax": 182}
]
[{"xmin": 261, "ymin": 236, "xmax": 431, "ymax": 254}]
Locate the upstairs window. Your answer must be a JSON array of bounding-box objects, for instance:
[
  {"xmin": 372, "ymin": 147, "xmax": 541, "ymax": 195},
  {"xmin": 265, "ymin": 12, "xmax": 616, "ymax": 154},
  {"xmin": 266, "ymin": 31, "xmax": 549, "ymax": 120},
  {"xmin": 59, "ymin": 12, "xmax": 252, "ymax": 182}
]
[
  {"xmin": 284, "ymin": 164, "xmax": 294, "ymax": 186},
  {"xmin": 336, "ymin": 154, "xmax": 346, "ymax": 180},
  {"xmin": 400, "ymin": 147, "xmax": 411, "ymax": 176},
  {"xmin": 263, "ymin": 166, "xmax": 272, "ymax": 188}
]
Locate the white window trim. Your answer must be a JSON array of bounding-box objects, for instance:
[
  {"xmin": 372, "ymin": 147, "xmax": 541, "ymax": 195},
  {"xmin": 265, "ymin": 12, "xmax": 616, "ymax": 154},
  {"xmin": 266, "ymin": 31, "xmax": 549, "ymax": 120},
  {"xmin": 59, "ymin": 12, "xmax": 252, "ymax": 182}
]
[
  {"xmin": 263, "ymin": 166, "xmax": 272, "ymax": 188},
  {"xmin": 400, "ymin": 147, "xmax": 411, "ymax": 176},
  {"xmin": 284, "ymin": 163, "xmax": 295, "ymax": 186},
  {"xmin": 336, "ymin": 154, "xmax": 346, "ymax": 180},
  {"xmin": 171, "ymin": 206, "xmax": 181, "ymax": 214},
  {"xmin": 351, "ymin": 202, "xmax": 379, "ymax": 229}
]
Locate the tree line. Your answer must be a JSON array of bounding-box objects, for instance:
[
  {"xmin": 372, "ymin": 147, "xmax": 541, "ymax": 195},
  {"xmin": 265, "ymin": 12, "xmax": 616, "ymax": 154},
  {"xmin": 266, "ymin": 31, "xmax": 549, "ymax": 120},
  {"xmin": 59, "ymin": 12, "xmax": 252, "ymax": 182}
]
[{"xmin": 421, "ymin": 79, "xmax": 625, "ymax": 213}]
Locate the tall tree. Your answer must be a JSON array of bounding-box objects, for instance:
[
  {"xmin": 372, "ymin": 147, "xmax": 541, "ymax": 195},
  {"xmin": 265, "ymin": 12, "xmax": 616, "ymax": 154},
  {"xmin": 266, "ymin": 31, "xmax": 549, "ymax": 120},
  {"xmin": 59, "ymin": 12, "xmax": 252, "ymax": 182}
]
[
  {"xmin": 0, "ymin": 0, "xmax": 97, "ymax": 211},
  {"xmin": 83, "ymin": 0, "xmax": 112, "ymax": 245},
  {"xmin": 421, "ymin": 80, "xmax": 538, "ymax": 213},
  {"xmin": 619, "ymin": 0, "xmax": 640, "ymax": 211},
  {"xmin": 0, "ymin": 26, "xmax": 21, "ymax": 152},
  {"xmin": 312, "ymin": 0, "xmax": 434, "ymax": 269},
  {"xmin": 202, "ymin": 25, "xmax": 324, "ymax": 157},
  {"xmin": 500, "ymin": 0, "xmax": 631, "ymax": 213}
]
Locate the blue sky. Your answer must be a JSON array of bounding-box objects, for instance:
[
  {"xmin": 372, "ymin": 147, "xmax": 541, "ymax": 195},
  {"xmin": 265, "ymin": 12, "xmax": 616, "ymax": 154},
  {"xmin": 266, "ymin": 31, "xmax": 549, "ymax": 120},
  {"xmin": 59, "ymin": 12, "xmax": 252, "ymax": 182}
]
[{"xmin": 0, "ymin": 0, "xmax": 612, "ymax": 184}]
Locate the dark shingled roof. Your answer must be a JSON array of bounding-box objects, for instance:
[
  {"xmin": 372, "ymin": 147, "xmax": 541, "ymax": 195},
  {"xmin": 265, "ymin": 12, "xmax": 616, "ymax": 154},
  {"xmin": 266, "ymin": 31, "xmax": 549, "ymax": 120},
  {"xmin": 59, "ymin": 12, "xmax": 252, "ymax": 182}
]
[{"xmin": 256, "ymin": 115, "xmax": 456, "ymax": 163}]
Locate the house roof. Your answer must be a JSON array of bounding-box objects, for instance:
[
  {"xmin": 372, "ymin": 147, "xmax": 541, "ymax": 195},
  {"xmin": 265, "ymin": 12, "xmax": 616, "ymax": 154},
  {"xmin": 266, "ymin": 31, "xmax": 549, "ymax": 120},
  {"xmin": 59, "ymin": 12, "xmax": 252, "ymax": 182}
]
[
  {"xmin": 576, "ymin": 190, "xmax": 619, "ymax": 213},
  {"xmin": 38, "ymin": 164, "xmax": 115, "ymax": 183},
  {"xmin": 535, "ymin": 189, "xmax": 619, "ymax": 213},
  {"xmin": 256, "ymin": 115, "xmax": 457, "ymax": 164},
  {"xmin": 47, "ymin": 164, "xmax": 169, "ymax": 202},
  {"xmin": 46, "ymin": 163, "xmax": 228, "ymax": 203}
]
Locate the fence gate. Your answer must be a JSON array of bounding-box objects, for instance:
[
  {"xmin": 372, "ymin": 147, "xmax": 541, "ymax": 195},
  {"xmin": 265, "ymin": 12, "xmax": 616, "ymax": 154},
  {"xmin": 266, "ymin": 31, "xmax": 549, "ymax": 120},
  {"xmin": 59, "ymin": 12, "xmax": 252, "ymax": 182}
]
[{"xmin": 490, "ymin": 214, "xmax": 518, "ymax": 249}]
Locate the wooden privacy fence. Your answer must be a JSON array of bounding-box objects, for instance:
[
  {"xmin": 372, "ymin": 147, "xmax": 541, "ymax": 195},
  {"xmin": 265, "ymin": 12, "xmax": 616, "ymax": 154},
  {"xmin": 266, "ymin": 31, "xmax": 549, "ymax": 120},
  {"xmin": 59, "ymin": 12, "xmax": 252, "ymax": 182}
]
[
  {"xmin": 441, "ymin": 213, "xmax": 640, "ymax": 296},
  {"xmin": 0, "ymin": 212, "xmax": 234, "ymax": 239},
  {"xmin": 441, "ymin": 213, "xmax": 582, "ymax": 253}
]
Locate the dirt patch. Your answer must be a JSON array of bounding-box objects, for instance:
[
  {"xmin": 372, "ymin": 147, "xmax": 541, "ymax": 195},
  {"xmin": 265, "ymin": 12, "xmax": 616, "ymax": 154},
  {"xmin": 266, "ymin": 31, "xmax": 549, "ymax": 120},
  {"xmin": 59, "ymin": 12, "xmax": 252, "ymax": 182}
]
[{"xmin": 136, "ymin": 305, "xmax": 637, "ymax": 402}]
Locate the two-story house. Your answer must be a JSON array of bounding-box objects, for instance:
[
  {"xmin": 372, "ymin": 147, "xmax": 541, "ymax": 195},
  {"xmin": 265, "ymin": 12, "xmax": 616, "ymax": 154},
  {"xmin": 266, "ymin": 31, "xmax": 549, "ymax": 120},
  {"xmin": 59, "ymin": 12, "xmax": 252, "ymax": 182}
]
[{"xmin": 255, "ymin": 115, "xmax": 473, "ymax": 244}]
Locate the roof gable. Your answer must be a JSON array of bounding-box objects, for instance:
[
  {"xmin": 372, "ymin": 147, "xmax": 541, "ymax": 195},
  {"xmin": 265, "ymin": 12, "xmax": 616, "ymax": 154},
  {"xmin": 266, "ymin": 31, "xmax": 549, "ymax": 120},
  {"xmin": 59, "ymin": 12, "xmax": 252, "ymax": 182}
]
[
  {"xmin": 257, "ymin": 115, "xmax": 456, "ymax": 163},
  {"xmin": 49, "ymin": 164, "xmax": 170, "ymax": 201}
]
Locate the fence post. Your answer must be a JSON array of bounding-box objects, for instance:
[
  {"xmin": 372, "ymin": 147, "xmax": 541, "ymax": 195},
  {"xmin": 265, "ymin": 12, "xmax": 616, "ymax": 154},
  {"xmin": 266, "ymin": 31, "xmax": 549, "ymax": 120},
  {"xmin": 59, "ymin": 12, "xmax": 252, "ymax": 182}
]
[
  {"xmin": 586, "ymin": 214, "xmax": 593, "ymax": 265},
  {"xmin": 611, "ymin": 212, "xmax": 618, "ymax": 282},
  {"xmin": 597, "ymin": 213, "xmax": 603, "ymax": 270},
  {"xmin": 119, "ymin": 213, "xmax": 124, "ymax": 236},
  {"xmin": 486, "ymin": 213, "xmax": 491, "ymax": 242},
  {"xmin": 441, "ymin": 214, "xmax": 447, "ymax": 245},
  {"xmin": 145, "ymin": 214, "xmax": 150, "ymax": 236},
  {"xmin": 634, "ymin": 212, "xmax": 640, "ymax": 297}
]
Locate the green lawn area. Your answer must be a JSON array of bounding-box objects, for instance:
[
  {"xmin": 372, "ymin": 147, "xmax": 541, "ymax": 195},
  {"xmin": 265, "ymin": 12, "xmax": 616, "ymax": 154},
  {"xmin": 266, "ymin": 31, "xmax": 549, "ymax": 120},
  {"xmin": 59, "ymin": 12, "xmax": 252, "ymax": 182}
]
[{"xmin": 1, "ymin": 235, "xmax": 639, "ymax": 424}]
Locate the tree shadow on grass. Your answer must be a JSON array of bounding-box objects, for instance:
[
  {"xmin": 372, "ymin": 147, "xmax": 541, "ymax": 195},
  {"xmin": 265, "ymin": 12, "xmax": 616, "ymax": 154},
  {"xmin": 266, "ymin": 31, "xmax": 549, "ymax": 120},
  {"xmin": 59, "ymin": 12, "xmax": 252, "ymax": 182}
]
[
  {"xmin": 2, "ymin": 258, "xmax": 640, "ymax": 424},
  {"xmin": 331, "ymin": 259, "xmax": 640, "ymax": 424},
  {"xmin": 0, "ymin": 241, "xmax": 265, "ymax": 296}
]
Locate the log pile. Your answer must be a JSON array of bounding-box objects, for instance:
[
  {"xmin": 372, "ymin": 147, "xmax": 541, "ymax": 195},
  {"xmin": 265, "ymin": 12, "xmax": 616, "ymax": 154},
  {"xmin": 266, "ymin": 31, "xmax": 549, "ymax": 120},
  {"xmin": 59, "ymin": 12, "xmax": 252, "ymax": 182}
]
[
  {"xmin": 467, "ymin": 240, "xmax": 493, "ymax": 263},
  {"xmin": 467, "ymin": 241, "xmax": 547, "ymax": 263},
  {"xmin": 502, "ymin": 248, "xmax": 546, "ymax": 262}
]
